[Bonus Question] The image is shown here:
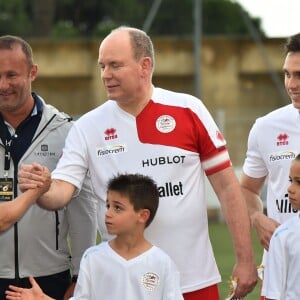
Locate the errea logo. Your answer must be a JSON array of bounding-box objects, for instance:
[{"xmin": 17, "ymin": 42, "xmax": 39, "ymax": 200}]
[
  {"xmin": 104, "ymin": 128, "xmax": 117, "ymax": 140},
  {"xmin": 277, "ymin": 133, "xmax": 289, "ymax": 146}
]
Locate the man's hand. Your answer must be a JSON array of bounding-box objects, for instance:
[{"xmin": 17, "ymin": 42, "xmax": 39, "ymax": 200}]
[
  {"xmin": 230, "ymin": 261, "xmax": 258, "ymax": 299},
  {"xmin": 5, "ymin": 276, "xmax": 54, "ymax": 300},
  {"xmin": 251, "ymin": 212, "xmax": 280, "ymax": 250},
  {"xmin": 18, "ymin": 163, "xmax": 51, "ymax": 192}
]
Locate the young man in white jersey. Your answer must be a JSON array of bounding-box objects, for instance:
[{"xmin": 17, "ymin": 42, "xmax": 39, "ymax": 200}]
[
  {"xmin": 6, "ymin": 173, "xmax": 183, "ymax": 300},
  {"xmin": 18, "ymin": 26, "xmax": 257, "ymax": 299},
  {"xmin": 240, "ymin": 33, "xmax": 300, "ymax": 299}
]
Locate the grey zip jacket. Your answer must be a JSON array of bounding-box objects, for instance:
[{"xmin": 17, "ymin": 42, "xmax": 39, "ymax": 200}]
[{"xmin": 0, "ymin": 96, "xmax": 97, "ymax": 279}]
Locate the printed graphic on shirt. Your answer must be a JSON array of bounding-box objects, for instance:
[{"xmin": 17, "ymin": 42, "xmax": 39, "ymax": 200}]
[
  {"xmin": 141, "ymin": 272, "xmax": 160, "ymax": 291},
  {"xmin": 276, "ymin": 133, "xmax": 289, "ymax": 146},
  {"xmin": 97, "ymin": 145, "xmax": 127, "ymax": 156},
  {"xmin": 269, "ymin": 150, "xmax": 296, "ymax": 162},
  {"xmin": 141, "ymin": 156, "xmax": 186, "ymax": 167},
  {"xmin": 155, "ymin": 115, "xmax": 176, "ymax": 133},
  {"xmin": 104, "ymin": 128, "xmax": 118, "ymax": 140},
  {"xmin": 158, "ymin": 181, "xmax": 183, "ymax": 197},
  {"xmin": 276, "ymin": 193, "xmax": 298, "ymax": 214},
  {"xmin": 34, "ymin": 144, "xmax": 57, "ymax": 157}
]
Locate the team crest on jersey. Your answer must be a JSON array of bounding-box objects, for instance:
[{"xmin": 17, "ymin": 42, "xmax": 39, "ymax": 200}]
[
  {"xmin": 156, "ymin": 115, "xmax": 176, "ymax": 133},
  {"xmin": 141, "ymin": 272, "xmax": 160, "ymax": 291},
  {"xmin": 276, "ymin": 133, "xmax": 289, "ymax": 146}
]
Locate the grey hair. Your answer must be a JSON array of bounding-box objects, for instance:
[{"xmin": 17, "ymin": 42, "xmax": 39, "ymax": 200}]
[{"xmin": 111, "ymin": 26, "xmax": 155, "ymax": 70}]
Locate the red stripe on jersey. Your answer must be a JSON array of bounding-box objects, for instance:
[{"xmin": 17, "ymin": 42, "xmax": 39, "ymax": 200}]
[
  {"xmin": 202, "ymin": 147, "xmax": 232, "ymax": 175},
  {"xmin": 205, "ymin": 158, "xmax": 231, "ymax": 176},
  {"xmin": 136, "ymin": 100, "xmax": 220, "ymax": 157}
]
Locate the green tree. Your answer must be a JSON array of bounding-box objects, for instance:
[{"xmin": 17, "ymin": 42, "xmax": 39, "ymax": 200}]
[
  {"xmin": 32, "ymin": 0, "xmax": 56, "ymax": 37},
  {"xmin": 202, "ymin": 0, "xmax": 264, "ymax": 36},
  {"xmin": 0, "ymin": 0, "xmax": 32, "ymax": 36},
  {"xmin": 0, "ymin": 0, "xmax": 265, "ymax": 38},
  {"xmin": 52, "ymin": 0, "xmax": 147, "ymax": 37},
  {"xmin": 54, "ymin": 0, "xmax": 105, "ymax": 37},
  {"xmin": 147, "ymin": 0, "xmax": 264, "ymax": 36}
]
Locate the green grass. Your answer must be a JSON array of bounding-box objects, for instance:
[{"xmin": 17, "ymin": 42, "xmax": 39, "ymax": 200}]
[{"xmin": 209, "ymin": 221, "xmax": 263, "ymax": 299}]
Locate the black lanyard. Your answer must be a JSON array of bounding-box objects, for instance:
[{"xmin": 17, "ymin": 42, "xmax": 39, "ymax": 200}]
[
  {"xmin": 4, "ymin": 138, "xmax": 12, "ymax": 177},
  {"xmin": 0, "ymin": 121, "xmax": 14, "ymax": 178}
]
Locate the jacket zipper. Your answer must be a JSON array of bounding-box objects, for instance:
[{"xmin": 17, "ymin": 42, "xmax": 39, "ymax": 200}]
[
  {"xmin": 55, "ymin": 211, "xmax": 59, "ymax": 250},
  {"xmin": 12, "ymin": 113, "xmax": 59, "ymax": 279},
  {"xmin": 13, "ymin": 163, "xmax": 19, "ymax": 280}
]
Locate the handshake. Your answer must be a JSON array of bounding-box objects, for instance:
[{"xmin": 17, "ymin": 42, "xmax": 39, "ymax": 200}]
[{"xmin": 18, "ymin": 163, "xmax": 51, "ymax": 195}]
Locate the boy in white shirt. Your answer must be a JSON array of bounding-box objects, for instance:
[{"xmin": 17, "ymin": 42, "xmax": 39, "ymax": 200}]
[
  {"xmin": 263, "ymin": 154, "xmax": 300, "ymax": 300},
  {"xmin": 6, "ymin": 173, "xmax": 183, "ymax": 300}
]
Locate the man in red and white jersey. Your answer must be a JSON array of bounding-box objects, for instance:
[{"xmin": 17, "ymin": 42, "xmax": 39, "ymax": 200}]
[{"xmin": 19, "ymin": 26, "xmax": 257, "ymax": 300}]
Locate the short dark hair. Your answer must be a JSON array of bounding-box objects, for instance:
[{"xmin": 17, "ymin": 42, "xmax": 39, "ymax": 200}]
[
  {"xmin": 0, "ymin": 35, "xmax": 34, "ymax": 67},
  {"xmin": 284, "ymin": 33, "xmax": 300, "ymax": 54},
  {"xmin": 107, "ymin": 173, "xmax": 159, "ymax": 227}
]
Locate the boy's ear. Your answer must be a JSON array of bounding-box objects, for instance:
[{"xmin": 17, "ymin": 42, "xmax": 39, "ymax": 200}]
[{"xmin": 139, "ymin": 209, "xmax": 150, "ymax": 225}]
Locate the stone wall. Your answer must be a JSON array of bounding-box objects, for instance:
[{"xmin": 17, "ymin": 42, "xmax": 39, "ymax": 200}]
[{"xmin": 30, "ymin": 36, "xmax": 288, "ymax": 166}]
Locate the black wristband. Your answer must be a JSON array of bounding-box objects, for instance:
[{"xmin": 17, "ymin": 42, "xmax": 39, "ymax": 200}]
[{"xmin": 71, "ymin": 275, "xmax": 78, "ymax": 283}]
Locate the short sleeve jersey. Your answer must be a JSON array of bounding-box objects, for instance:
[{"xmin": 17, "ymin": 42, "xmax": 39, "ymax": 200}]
[
  {"xmin": 243, "ymin": 104, "xmax": 300, "ymax": 224},
  {"xmin": 262, "ymin": 214, "xmax": 300, "ymax": 299},
  {"xmin": 53, "ymin": 87, "xmax": 231, "ymax": 292},
  {"xmin": 71, "ymin": 242, "xmax": 184, "ymax": 300}
]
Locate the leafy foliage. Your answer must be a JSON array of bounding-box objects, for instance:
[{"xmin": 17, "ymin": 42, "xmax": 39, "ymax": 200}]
[
  {"xmin": 0, "ymin": 0, "xmax": 264, "ymax": 38},
  {"xmin": 202, "ymin": 0, "xmax": 264, "ymax": 36},
  {"xmin": 0, "ymin": 0, "xmax": 32, "ymax": 36}
]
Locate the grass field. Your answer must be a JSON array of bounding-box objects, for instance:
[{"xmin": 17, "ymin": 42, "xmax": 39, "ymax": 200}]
[{"xmin": 209, "ymin": 221, "xmax": 263, "ymax": 299}]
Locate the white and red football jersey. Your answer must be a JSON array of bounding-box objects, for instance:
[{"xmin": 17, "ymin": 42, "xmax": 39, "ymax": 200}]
[{"xmin": 53, "ymin": 87, "xmax": 231, "ymax": 292}]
